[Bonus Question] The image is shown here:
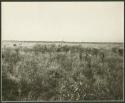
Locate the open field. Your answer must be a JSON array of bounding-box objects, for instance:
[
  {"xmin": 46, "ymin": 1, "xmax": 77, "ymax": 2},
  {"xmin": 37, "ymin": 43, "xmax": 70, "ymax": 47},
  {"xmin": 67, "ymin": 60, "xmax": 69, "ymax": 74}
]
[{"xmin": 1, "ymin": 41, "xmax": 124, "ymax": 101}]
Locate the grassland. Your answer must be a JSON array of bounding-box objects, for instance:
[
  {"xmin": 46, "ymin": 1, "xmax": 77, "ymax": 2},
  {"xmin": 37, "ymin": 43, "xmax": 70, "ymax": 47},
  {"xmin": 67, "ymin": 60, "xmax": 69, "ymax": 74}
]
[{"xmin": 1, "ymin": 41, "xmax": 124, "ymax": 101}]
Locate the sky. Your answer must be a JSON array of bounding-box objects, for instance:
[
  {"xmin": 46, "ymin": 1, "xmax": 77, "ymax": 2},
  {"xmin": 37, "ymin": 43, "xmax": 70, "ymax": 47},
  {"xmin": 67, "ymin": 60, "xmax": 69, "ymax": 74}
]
[{"xmin": 2, "ymin": 2, "xmax": 124, "ymax": 42}]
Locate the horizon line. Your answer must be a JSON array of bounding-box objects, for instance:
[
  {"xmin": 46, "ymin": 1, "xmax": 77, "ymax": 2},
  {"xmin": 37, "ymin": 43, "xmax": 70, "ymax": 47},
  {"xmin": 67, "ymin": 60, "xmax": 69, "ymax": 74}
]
[{"xmin": 2, "ymin": 40, "xmax": 124, "ymax": 44}]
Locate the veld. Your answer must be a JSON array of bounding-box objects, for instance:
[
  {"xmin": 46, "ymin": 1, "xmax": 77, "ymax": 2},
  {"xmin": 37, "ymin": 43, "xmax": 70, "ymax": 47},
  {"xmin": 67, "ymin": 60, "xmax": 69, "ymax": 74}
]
[{"xmin": 2, "ymin": 42, "xmax": 124, "ymax": 101}]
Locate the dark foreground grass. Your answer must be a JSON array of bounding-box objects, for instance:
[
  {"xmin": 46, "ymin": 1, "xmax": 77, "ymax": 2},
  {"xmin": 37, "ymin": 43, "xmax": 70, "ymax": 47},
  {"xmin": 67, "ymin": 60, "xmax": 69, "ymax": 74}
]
[{"xmin": 2, "ymin": 43, "xmax": 124, "ymax": 101}]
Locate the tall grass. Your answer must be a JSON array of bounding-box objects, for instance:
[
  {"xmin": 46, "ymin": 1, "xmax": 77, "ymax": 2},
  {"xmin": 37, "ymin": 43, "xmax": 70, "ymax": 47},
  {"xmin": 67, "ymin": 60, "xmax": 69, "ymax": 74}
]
[{"xmin": 2, "ymin": 43, "xmax": 123, "ymax": 101}]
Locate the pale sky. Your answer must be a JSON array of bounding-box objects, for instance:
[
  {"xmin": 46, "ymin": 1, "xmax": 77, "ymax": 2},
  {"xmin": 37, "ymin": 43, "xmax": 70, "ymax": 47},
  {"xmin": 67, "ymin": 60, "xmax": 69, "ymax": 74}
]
[{"xmin": 2, "ymin": 2, "xmax": 124, "ymax": 42}]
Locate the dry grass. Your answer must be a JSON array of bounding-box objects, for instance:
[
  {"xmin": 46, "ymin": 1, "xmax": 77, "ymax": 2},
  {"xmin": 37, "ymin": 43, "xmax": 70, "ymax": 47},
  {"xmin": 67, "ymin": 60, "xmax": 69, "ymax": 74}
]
[{"xmin": 2, "ymin": 42, "xmax": 124, "ymax": 101}]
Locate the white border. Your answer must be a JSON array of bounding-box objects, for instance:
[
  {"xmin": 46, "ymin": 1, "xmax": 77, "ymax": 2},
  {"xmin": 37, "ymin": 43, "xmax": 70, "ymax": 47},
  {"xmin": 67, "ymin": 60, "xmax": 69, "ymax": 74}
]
[{"xmin": 1, "ymin": 1, "xmax": 124, "ymax": 102}]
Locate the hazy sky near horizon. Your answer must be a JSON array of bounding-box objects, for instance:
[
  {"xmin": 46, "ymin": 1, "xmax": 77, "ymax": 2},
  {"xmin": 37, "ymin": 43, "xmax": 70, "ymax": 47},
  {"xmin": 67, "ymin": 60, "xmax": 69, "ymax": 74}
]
[{"xmin": 2, "ymin": 2, "xmax": 124, "ymax": 42}]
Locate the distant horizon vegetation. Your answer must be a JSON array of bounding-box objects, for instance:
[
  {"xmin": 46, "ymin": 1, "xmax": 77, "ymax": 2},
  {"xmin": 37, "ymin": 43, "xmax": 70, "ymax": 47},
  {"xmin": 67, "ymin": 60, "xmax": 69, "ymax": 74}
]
[{"xmin": 2, "ymin": 40, "xmax": 124, "ymax": 44}]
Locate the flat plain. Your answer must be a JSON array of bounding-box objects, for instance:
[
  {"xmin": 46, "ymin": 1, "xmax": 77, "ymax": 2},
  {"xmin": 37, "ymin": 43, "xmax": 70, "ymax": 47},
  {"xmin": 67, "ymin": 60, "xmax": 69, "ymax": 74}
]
[{"xmin": 1, "ymin": 41, "xmax": 124, "ymax": 101}]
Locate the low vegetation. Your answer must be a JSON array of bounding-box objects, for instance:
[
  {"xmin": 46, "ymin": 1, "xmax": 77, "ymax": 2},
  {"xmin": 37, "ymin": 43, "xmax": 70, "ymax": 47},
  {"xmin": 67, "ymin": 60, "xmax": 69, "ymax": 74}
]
[{"xmin": 2, "ymin": 43, "xmax": 123, "ymax": 101}]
